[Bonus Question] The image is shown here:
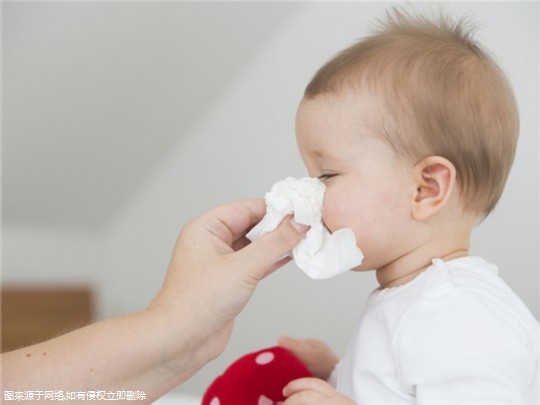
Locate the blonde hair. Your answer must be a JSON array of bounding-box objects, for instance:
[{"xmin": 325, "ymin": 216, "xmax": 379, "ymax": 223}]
[{"xmin": 304, "ymin": 8, "xmax": 519, "ymax": 217}]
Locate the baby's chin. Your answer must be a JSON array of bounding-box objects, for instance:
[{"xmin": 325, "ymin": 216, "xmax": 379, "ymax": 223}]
[{"xmin": 349, "ymin": 263, "xmax": 374, "ymax": 273}]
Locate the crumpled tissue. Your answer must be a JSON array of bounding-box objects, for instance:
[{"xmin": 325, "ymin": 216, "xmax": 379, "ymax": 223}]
[{"xmin": 247, "ymin": 176, "xmax": 364, "ymax": 279}]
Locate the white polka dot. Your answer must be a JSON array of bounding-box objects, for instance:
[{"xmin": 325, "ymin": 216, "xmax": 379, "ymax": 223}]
[
  {"xmin": 209, "ymin": 397, "xmax": 220, "ymax": 405},
  {"xmin": 255, "ymin": 351, "xmax": 275, "ymax": 365},
  {"xmin": 258, "ymin": 395, "xmax": 274, "ymax": 405}
]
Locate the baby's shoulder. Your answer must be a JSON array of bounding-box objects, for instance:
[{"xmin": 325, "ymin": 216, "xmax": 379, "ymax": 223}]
[
  {"xmin": 389, "ymin": 257, "xmax": 539, "ymax": 362},
  {"xmin": 370, "ymin": 256, "xmax": 539, "ymax": 349}
]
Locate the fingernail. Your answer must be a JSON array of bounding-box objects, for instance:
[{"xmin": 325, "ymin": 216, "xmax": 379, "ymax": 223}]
[
  {"xmin": 282, "ymin": 386, "xmax": 290, "ymax": 397},
  {"xmin": 290, "ymin": 218, "xmax": 309, "ymax": 233}
]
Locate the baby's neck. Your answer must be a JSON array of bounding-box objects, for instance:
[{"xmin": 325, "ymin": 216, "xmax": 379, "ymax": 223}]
[
  {"xmin": 376, "ymin": 206, "xmax": 476, "ymax": 289},
  {"xmin": 376, "ymin": 248, "xmax": 469, "ymax": 289}
]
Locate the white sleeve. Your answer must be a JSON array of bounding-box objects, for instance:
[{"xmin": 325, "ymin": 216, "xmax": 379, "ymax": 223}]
[{"xmin": 392, "ymin": 289, "xmax": 537, "ymax": 405}]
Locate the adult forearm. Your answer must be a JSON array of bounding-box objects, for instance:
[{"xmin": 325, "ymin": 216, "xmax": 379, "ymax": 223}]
[{"xmin": 2, "ymin": 309, "xmax": 196, "ymax": 404}]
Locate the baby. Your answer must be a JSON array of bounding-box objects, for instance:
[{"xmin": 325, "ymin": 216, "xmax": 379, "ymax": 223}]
[{"xmin": 276, "ymin": 8, "xmax": 540, "ymax": 405}]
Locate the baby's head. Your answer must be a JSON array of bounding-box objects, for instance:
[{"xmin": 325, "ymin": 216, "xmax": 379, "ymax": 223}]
[{"xmin": 295, "ymin": 9, "xmax": 519, "ymax": 272}]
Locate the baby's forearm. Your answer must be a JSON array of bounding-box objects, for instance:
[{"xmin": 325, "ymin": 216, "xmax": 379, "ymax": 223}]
[{"xmin": 2, "ymin": 309, "xmax": 198, "ymax": 404}]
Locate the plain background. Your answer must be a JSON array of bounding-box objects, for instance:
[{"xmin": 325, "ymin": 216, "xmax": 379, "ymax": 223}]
[{"xmin": 3, "ymin": 1, "xmax": 539, "ymax": 397}]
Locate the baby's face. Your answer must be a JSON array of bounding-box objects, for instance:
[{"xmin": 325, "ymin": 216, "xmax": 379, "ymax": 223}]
[{"xmin": 295, "ymin": 91, "xmax": 418, "ymax": 271}]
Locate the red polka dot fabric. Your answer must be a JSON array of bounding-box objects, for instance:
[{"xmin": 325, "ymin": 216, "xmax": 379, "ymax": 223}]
[{"xmin": 202, "ymin": 346, "xmax": 312, "ymax": 405}]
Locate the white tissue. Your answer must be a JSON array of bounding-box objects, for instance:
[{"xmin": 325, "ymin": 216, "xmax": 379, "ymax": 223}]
[{"xmin": 247, "ymin": 177, "xmax": 364, "ymax": 279}]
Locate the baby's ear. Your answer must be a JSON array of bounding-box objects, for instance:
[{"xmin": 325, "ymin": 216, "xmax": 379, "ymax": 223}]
[{"xmin": 412, "ymin": 156, "xmax": 456, "ymax": 221}]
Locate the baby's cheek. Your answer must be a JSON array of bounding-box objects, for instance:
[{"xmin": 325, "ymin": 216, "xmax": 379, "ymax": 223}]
[
  {"xmin": 321, "ymin": 197, "xmax": 345, "ymax": 233},
  {"xmin": 322, "ymin": 192, "xmax": 365, "ymax": 246},
  {"xmin": 321, "ymin": 200, "xmax": 333, "ymax": 229}
]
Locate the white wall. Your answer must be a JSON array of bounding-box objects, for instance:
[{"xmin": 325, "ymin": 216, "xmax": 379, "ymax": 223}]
[
  {"xmin": 2, "ymin": 225, "xmax": 103, "ymax": 288},
  {"xmin": 3, "ymin": 1, "xmax": 538, "ymax": 398}
]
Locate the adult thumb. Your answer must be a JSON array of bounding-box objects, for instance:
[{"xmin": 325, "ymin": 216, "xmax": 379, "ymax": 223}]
[{"xmin": 238, "ymin": 218, "xmax": 309, "ymax": 281}]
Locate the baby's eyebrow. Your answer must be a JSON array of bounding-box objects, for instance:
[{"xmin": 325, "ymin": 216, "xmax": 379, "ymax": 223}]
[{"xmin": 309, "ymin": 149, "xmax": 326, "ymax": 159}]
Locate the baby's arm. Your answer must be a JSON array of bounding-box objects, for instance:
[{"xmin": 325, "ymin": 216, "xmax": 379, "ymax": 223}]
[{"xmin": 277, "ymin": 336, "xmax": 339, "ymax": 381}]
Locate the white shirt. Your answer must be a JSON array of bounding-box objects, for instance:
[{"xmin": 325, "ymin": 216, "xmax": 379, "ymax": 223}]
[{"xmin": 334, "ymin": 256, "xmax": 540, "ymax": 404}]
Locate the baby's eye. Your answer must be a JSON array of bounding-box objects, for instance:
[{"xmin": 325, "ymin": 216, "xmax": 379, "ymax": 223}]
[{"xmin": 317, "ymin": 173, "xmax": 337, "ymax": 182}]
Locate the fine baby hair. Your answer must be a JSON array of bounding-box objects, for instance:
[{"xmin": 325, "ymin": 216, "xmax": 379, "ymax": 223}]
[{"xmin": 305, "ymin": 7, "xmax": 519, "ymax": 218}]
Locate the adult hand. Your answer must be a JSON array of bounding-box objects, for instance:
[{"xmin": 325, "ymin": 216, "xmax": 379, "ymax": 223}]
[
  {"xmin": 3, "ymin": 199, "xmax": 308, "ymax": 403},
  {"xmin": 150, "ymin": 199, "xmax": 309, "ymax": 378}
]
